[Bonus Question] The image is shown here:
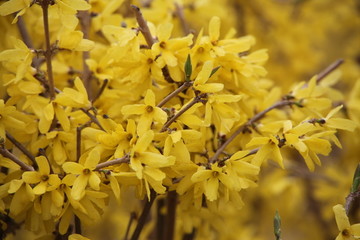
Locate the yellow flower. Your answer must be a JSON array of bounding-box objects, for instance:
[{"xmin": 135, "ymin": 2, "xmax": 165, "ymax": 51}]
[
  {"xmin": 333, "ymin": 204, "xmax": 360, "ymax": 240},
  {"xmin": 129, "ymin": 130, "xmax": 175, "ymax": 198},
  {"xmin": 58, "ymin": 30, "xmax": 94, "ymax": 51},
  {"xmin": 54, "ymin": 77, "xmax": 91, "ymax": 109},
  {"xmin": 152, "ymin": 22, "xmax": 193, "ymax": 67},
  {"xmin": 191, "ymin": 164, "xmax": 240, "ymax": 202},
  {"xmin": 0, "ymin": 99, "xmax": 26, "ymax": 139},
  {"xmin": 0, "ymin": 0, "xmax": 31, "ymax": 23},
  {"xmin": 121, "ymin": 89, "xmax": 168, "ymax": 135},
  {"xmin": 246, "ymin": 135, "xmax": 285, "ymax": 169},
  {"xmin": 22, "ymin": 156, "xmax": 61, "ymax": 195},
  {"xmin": 193, "ymin": 61, "xmax": 223, "ymax": 93},
  {"xmin": 52, "ymin": 0, "xmax": 91, "ymax": 29},
  {"xmin": 62, "ymin": 149, "xmax": 102, "ymax": 200},
  {"xmin": 0, "ymin": 38, "xmax": 33, "ymax": 85}
]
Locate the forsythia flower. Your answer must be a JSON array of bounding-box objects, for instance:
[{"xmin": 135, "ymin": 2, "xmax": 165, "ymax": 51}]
[
  {"xmin": 333, "ymin": 204, "xmax": 360, "ymax": 240},
  {"xmin": 62, "ymin": 149, "xmax": 101, "ymax": 200},
  {"xmin": 121, "ymin": 89, "xmax": 168, "ymax": 135},
  {"xmin": 54, "ymin": 77, "xmax": 91, "ymax": 109},
  {"xmin": 22, "ymin": 156, "xmax": 61, "ymax": 195}
]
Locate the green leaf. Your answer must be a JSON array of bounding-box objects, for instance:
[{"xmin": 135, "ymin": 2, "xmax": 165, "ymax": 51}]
[
  {"xmin": 209, "ymin": 66, "xmax": 221, "ymax": 78},
  {"xmin": 184, "ymin": 54, "xmax": 192, "ymax": 81},
  {"xmin": 274, "ymin": 210, "xmax": 281, "ymax": 240},
  {"xmin": 351, "ymin": 164, "xmax": 360, "ymax": 193}
]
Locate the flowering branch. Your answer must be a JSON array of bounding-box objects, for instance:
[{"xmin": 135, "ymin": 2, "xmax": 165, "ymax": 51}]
[
  {"xmin": 78, "ymin": 2, "xmax": 92, "ymax": 99},
  {"xmin": 174, "ymin": 3, "xmax": 190, "ymax": 35},
  {"xmin": 161, "ymin": 93, "xmax": 206, "ymax": 132},
  {"xmin": 163, "ymin": 191, "xmax": 177, "ymax": 240},
  {"xmin": 94, "ymin": 155, "xmax": 130, "ymax": 171},
  {"xmin": 6, "ymin": 132, "xmax": 36, "ymax": 165},
  {"xmin": 80, "ymin": 108, "xmax": 105, "ymax": 131},
  {"xmin": 0, "ymin": 145, "xmax": 34, "ymax": 171},
  {"xmin": 316, "ymin": 58, "xmax": 344, "ymax": 83},
  {"xmin": 130, "ymin": 190, "xmax": 157, "ymax": 240},
  {"xmin": 40, "ymin": 0, "xmax": 56, "ymax": 100},
  {"xmin": 131, "ymin": 5, "xmax": 155, "ymax": 47},
  {"xmin": 92, "ymin": 79, "xmax": 109, "ymax": 104},
  {"xmin": 210, "ymin": 100, "xmax": 295, "ymax": 163},
  {"xmin": 157, "ymin": 81, "xmax": 193, "ymax": 108}
]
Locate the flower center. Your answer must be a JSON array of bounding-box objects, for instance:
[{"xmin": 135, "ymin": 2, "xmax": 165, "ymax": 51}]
[
  {"xmin": 212, "ymin": 171, "xmax": 219, "ymax": 178},
  {"xmin": 197, "ymin": 47, "xmax": 204, "ymax": 53},
  {"xmin": 341, "ymin": 229, "xmax": 350, "ymax": 237},
  {"xmin": 159, "ymin": 41, "xmax": 166, "ymax": 48},
  {"xmin": 83, "ymin": 168, "xmax": 91, "ymax": 175},
  {"xmin": 127, "ymin": 133, "xmax": 133, "ymax": 141},
  {"xmin": 41, "ymin": 175, "xmax": 49, "ymax": 181},
  {"xmin": 146, "ymin": 105, "xmax": 154, "ymax": 113},
  {"xmin": 147, "ymin": 58, "xmax": 153, "ymax": 64}
]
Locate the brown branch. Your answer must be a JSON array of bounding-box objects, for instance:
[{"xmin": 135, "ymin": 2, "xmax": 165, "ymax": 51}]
[
  {"xmin": 16, "ymin": 16, "xmax": 33, "ymax": 48},
  {"xmin": 163, "ymin": 191, "xmax": 177, "ymax": 240},
  {"xmin": 174, "ymin": 3, "xmax": 190, "ymax": 35},
  {"xmin": 92, "ymin": 79, "xmax": 109, "ymax": 104},
  {"xmin": 78, "ymin": 3, "xmax": 93, "ymax": 100},
  {"xmin": 130, "ymin": 190, "xmax": 157, "ymax": 240},
  {"xmin": 209, "ymin": 100, "xmax": 295, "ymax": 163},
  {"xmin": 131, "ymin": 5, "xmax": 155, "ymax": 47},
  {"xmin": 80, "ymin": 108, "xmax": 105, "ymax": 131},
  {"xmin": 6, "ymin": 132, "xmax": 36, "ymax": 165},
  {"xmin": 157, "ymin": 81, "xmax": 193, "ymax": 108},
  {"xmin": 40, "ymin": 0, "xmax": 56, "ymax": 100},
  {"xmin": 316, "ymin": 59, "xmax": 344, "ymax": 83},
  {"xmin": 0, "ymin": 146, "xmax": 34, "ymax": 171},
  {"xmin": 94, "ymin": 155, "xmax": 130, "ymax": 171},
  {"xmin": 160, "ymin": 95, "xmax": 205, "ymax": 132},
  {"xmin": 124, "ymin": 212, "xmax": 137, "ymax": 240}
]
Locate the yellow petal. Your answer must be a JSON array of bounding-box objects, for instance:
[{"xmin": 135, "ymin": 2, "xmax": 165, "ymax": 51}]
[
  {"xmin": 205, "ymin": 177, "xmax": 219, "ymax": 201},
  {"xmin": 333, "ymin": 204, "xmax": 351, "ymax": 231},
  {"xmin": 209, "ymin": 16, "xmax": 220, "ymax": 42},
  {"xmin": 327, "ymin": 118, "xmax": 358, "ymax": 132},
  {"xmin": 62, "ymin": 162, "xmax": 84, "ymax": 174},
  {"xmin": 191, "ymin": 168, "xmax": 212, "ymax": 182},
  {"xmin": 0, "ymin": 0, "xmax": 29, "ymax": 16},
  {"xmin": 157, "ymin": 23, "xmax": 173, "ymax": 42},
  {"xmin": 33, "ymin": 181, "xmax": 47, "ymax": 195},
  {"xmin": 22, "ymin": 172, "xmax": 41, "ymax": 184},
  {"xmin": 71, "ymin": 174, "xmax": 89, "ymax": 200},
  {"xmin": 89, "ymin": 173, "xmax": 101, "ymax": 190},
  {"xmin": 36, "ymin": 156, "xmax": 50, "ymax": 175}
]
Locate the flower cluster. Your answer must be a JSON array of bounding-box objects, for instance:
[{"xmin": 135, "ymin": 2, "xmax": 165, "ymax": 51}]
[{"xmin": 0, "ymin": 0, "xmax": 359, "ymax": 240}]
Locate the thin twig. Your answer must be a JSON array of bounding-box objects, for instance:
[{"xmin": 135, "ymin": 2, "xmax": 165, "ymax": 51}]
[
  {"xmin": 40, "ymin": 0, "xmax": 56, "ymax": 100},
  {"xmin": 92, "ymin": 79, "xmax": 109, "ymax": 104},
  {"xmin": 80, "ymin": 108, "xmax": 105, "ymax": 131},
  {"xmin": 94, "ymin": 155, "xmax": 130, "ymax": 171},
  {"xmin": 160, "ymin": 95, "xmax": 204, "ymax": 132},
  {"xmin": 174, "ymin": 3, "xmax": 190, "ymax": 35},
  {"xmin": 124, "ymin": 212, "xmax": 137, "ymax": 240},
  {"xmin": 157, "ymin": 81, "xmax": 193, "ymax": 108},
  {"xmin": 16, "ymin": 16, "xmax": 33, "ymax": 48},
  {"xmin": 316, "ymin": 59, "xmax": 344, "ymax": 83},
  {"xmin": 0, "ymin": 147, "xmax": 34, "ymax": 171},
  {"xmin": 6, "ymin": 132, "xmax": 36, "ymax": 165},
  {"xmin": 209, "ymin": 100, "xmax": 295, "ymax": 163},
  {"xmin": 130, "ymin": 190, "xmax": 157, "ymax": 240},
  {"xmin": 131, "ymin": 5, "xmax": 155, "ymax": 47}
]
